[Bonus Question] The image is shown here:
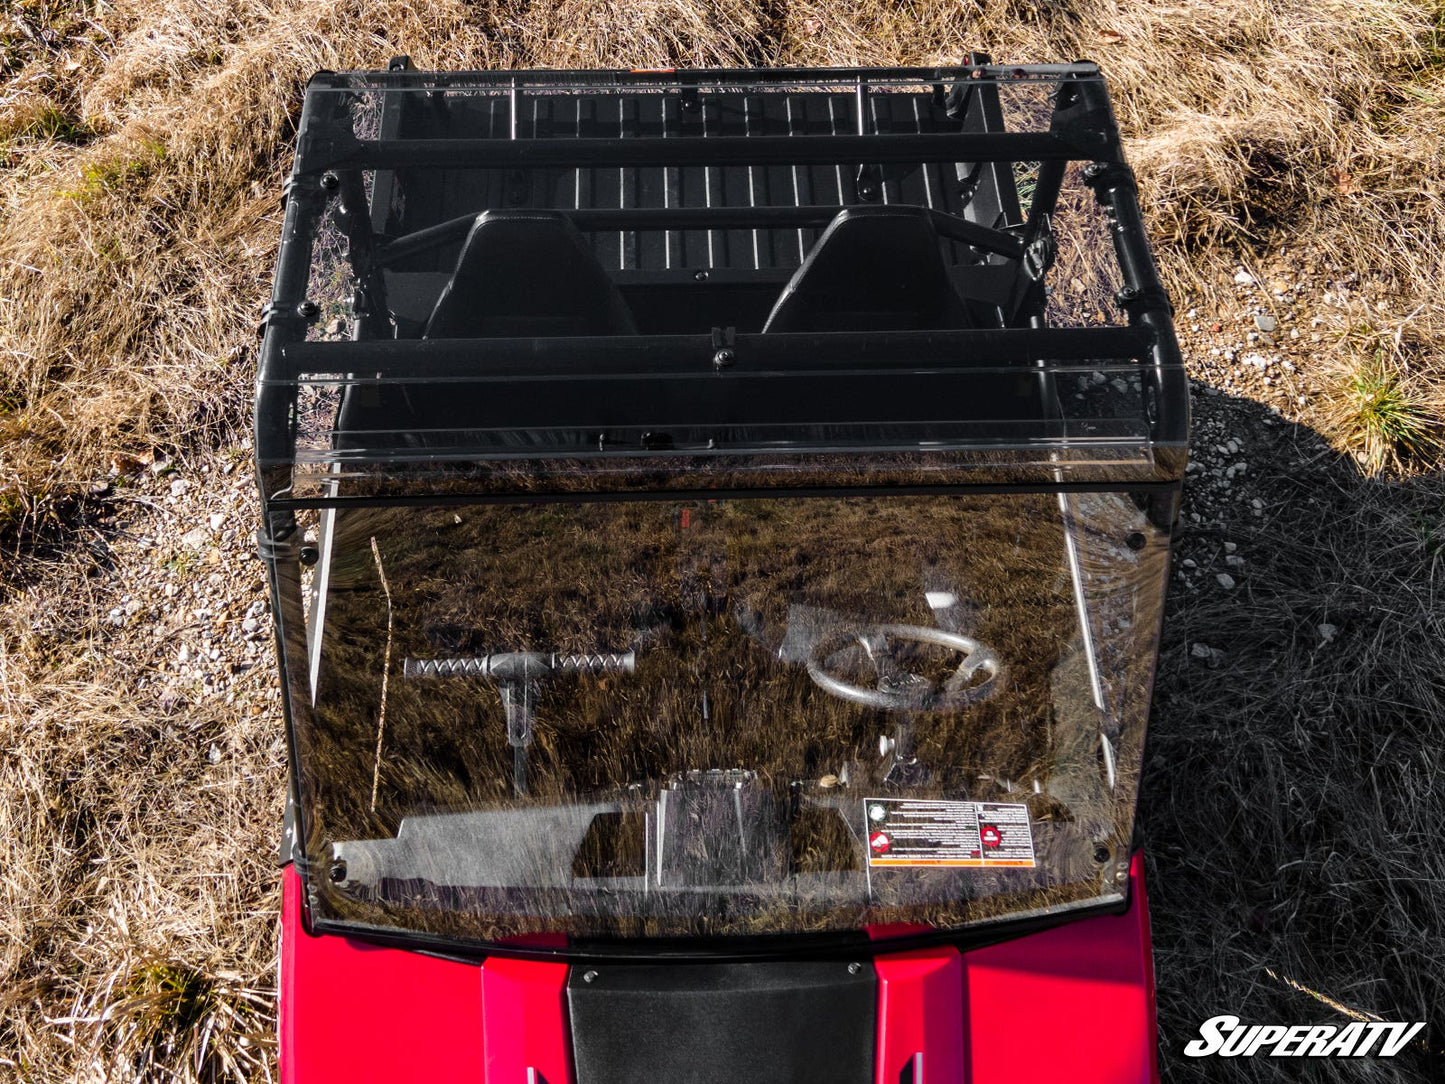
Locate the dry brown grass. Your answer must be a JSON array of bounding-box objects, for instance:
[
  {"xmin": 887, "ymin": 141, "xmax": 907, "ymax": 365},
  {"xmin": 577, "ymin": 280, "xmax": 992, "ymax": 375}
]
[
  {"xmin": 1145, "ymin": 399, "xmax": 1445, "ymax": 1080},
  {"xmin": 0, "ymin": 543, "xmax": 281, "ymax": 1082},
  {"xmin": 3, "ymin": 0, "xmax": 1445, "ymax": 1080}
]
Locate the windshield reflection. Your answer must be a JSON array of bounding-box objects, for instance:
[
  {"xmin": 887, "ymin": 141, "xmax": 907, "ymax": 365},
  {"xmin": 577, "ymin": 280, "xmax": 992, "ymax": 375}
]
[{"xmin": 288, "ymin": 492, "xmax": 1168, "ymax": 942}]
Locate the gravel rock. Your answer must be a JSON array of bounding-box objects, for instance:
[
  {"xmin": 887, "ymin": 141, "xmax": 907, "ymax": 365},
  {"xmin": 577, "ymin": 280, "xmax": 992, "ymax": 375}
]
[
  {"xmin": 1318, "ymin": 623, "xmax": 1339, "ymax": 643},
  {"xmin": 1216, "ymin": 572, "xmax": 1237, "ymax": 589},
  {"xmin": 1254, "ymin": 313, "xmax": 1278, "ymax": 332},
  {"xmin": 1191, "ymin": 643, "xmax": 1225, "ymax": 668}
]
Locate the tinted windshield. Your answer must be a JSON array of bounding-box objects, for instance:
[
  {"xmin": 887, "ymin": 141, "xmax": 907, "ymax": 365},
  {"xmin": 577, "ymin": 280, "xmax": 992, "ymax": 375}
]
[{"xmin": 284, "ymin": 489, "xmax": 1168, "ymax": 945}]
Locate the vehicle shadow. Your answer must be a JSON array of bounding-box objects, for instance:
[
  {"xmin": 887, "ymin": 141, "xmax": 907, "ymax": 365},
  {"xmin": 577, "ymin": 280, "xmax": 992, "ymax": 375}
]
[{"xmin": 1144, "ymin": 383, "xmax": 1445, "ymax": 1081}]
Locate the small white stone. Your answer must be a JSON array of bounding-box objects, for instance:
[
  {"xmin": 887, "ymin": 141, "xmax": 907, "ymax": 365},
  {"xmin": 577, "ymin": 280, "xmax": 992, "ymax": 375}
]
[
  {"xmin": 1318, "ymin": 623, "xmax": 1339, "ymax": 643},
  {"xmin": 1234, "ymin": 269, "xmax": 1254, "ymax": 285},
  {"xmin": 170, "ymin": 478, "xmax": 191, "ymax": 497},
  {"xmin": 1216, "ymin": 572, "xmax": 1237, "ymax": 589},
  {"xmin": 177, "ymin": 644, "xmax": 191, "ymax": 664},
  {"xmin": 208, "ymin": 513, "xmax": 226, "ymax": 531},
  {"xmin": 1191, "ymin": 642, "xmax": 1215, "ymax": 658},
  {"xmin": 208, "ymin": 744, "xmax": 222, "ymax": 764},
  {"xmin": 1226, "ymin": 555, "xmax": 1245, "ymax": 568},
  {"xmin": 1223, "ymin": 542, "xmax": 1238, "ymax": 554},
  {"xmin": 1251, "ymin": 498, "xmax": 1264, "ymax": 510},
  {"xmin": 1254, "ymin": 313, "xmax": 1278, "ymax": 333}
]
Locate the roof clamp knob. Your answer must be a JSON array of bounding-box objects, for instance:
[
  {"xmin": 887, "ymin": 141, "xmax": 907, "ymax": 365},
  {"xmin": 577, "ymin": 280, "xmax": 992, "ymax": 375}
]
[
  {"xmin": 855, "ymin": 163, "xmax": 883, "ymax": 202},
  {"xmin": 711, "ymin": 326, "xmax": 737, "ymax": 370}
]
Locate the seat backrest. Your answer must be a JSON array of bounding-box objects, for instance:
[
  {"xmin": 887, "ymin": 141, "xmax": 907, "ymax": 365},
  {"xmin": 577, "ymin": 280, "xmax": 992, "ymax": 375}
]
[
  {"xmin": 761, "ymin": 206, "xmax": 972, "ymax": 334},
  {"xmin": 337, "ymin": 211, "xmax": 636, "ymax": 452},
  {"xmin": 424, "ymin": 210, "xmax": 637, "ymax": 338}
]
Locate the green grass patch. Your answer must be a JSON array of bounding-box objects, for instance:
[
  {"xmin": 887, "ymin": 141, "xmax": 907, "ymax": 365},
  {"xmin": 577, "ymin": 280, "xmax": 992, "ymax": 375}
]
[
  {"xmin": 1325, "ymin": 348, "xmax": 1442, "ymax": 474},
  {"xmin": 60, "ymin": 139, "xmax": 167, "ymax": 203}
]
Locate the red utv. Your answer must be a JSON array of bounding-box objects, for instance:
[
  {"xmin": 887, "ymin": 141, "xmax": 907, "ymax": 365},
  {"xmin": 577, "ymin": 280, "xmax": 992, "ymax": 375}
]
[{"xmin": 256, "ymin": 56, "xmax": 1186, "ymax": 1083}]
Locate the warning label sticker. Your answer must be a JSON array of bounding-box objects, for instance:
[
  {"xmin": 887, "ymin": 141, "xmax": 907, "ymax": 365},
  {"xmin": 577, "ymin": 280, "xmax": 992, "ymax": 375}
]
[{"xmin": 863, "ymin": 798, "xmax": 1036, "ymax": 868}]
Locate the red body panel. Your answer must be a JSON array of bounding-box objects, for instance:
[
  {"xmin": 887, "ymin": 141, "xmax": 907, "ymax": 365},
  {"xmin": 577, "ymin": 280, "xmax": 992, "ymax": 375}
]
[
  {"xmin": 480, "ymin": 956, "xmax": 575, "ymax": 1084},
  {"xmin": 279, "ymin": 854, "xmax": 1158, "ymax": 1083},
  {"xmin": 964, "ymin": 852, "xmax": 1159, "ymax": 1084},
  {"xmin": 874, "ymin": 947, "xmax": 966, "ymax": 1083},
  {"xmin": 277, "ymin": 866, "xmax": 485, "ymax": 1082}
]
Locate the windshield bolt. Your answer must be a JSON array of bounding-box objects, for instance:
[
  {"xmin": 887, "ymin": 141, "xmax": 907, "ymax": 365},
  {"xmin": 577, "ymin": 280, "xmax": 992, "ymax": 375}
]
[
  {"xmin": 328, "ymin": 859, "xmax": 347, "ymax": 883},
  {"xmin": 693, "ymin": 269, "xmax": 709, "ymax": 282},
  {"xmin": 712, "ymin": 347, "xmax": 736, "ymax": 370},
  {"xmin": 847, "ymin": 962, "xmax": 863, "ymax": 976},
  {"xmin": 319, "ymin": 172, "xmax": 340, "ymax": 192},
  {"xmin": 1126, "ymin": 532, "xmax": 1147, "ymax": 551},
  {"xmin": 296, "ymin": 299, "xmax": 319, "ymax": 320},
  {"xmin": 582, "ymin": 970, "xmax": 599, "ymax": 984},
  {"xmin": 299, "ymin": 546, "xmax": 319, "ymax": 566},
  {"xmin": 1093, "ymin": 845, "xmax": 1110, "ymax": 864},
  {"xmin": 1114, "ymin": 866, "xmax": 1130, "ymax": 884}
]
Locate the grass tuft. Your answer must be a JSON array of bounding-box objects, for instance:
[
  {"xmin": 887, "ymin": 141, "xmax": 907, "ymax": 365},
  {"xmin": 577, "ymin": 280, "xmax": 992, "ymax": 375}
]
[{"xmin": 1322, "ymin": 324, "xmax": 1443, "ymax": 474}]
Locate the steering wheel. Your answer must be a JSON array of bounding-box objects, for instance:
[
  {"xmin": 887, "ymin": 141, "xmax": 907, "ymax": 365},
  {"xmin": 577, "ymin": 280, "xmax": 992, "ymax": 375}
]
[{"xmin": 806, "ymin": 624, "xmax": 1002, "ymax": 712}]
